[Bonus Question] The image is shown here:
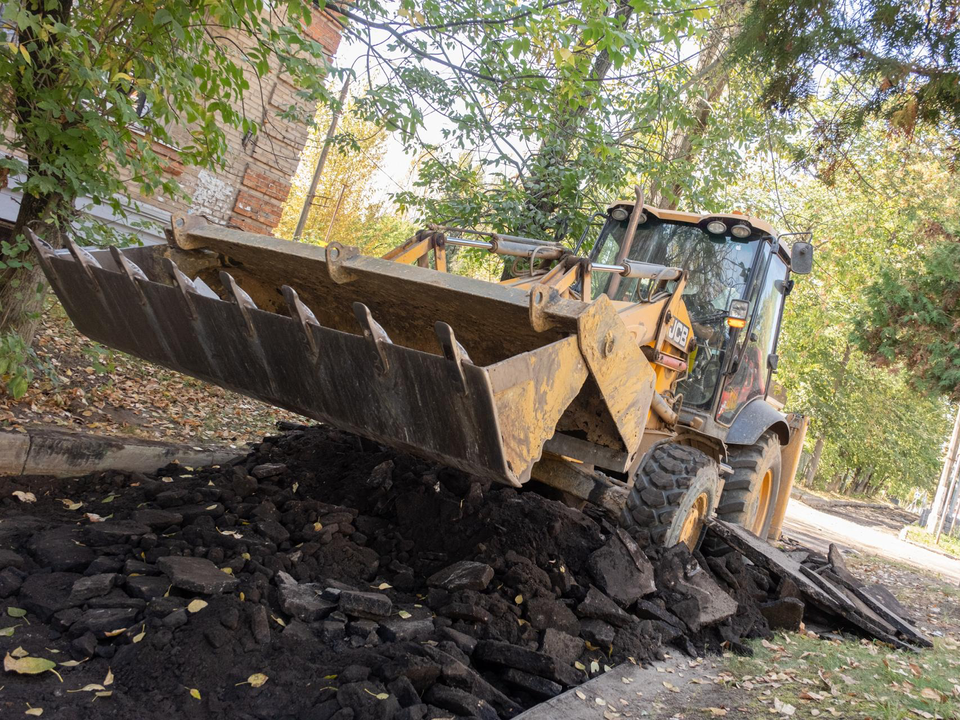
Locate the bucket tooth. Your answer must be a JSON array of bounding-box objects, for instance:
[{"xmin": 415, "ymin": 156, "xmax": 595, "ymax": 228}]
[
  {"xmin": 219, "ymin": 271, "xmax": 259, "ymax": 338},
  {"xmin": 164, "ymin": 257, "xmax": 219, "ymax": 299},
  {"xmin": 435, "ymin": 321, "xmax": 473, "ymax": 365},
  {"xmin": 64, "ymin": 235, "xmax": 103, "ymax": 290},
  {"xmin": 109, "ymin": 246, "xmax": 148, "ymax": 282},
  {"xmin": 163, "ymin": 257, "xmax": 222, "ymax": 318},
  {"xmin": 164, "ymin": 258, "xmax": 199, "ymax": 319},
  {"xmin": 108, "ymin": 246, "xmax": 176, "ymax": 364},
  {"xmin": 220, "ymin": 271, "xmax": 281, "ymax": 395},
  {"xmin": 281, "ymin": 285, "xmax": 321, "ymax": 361},
  {"xmin": 435, "ymin": 321, "xmax": 472, "ymax": 395},
  {"xmin": 64, "ymin": 235, "xmax": 102, "ymax": 269},
  {"xmin": 219, "ymin": 271, "xmax": 259, "ymax": 311},
  {"xmin": 25, "ymin": 229, "xmax": 55, "ymax": 274},
  {"xmin": 352, "ymin": 302, "xmax": 392, "ymax": 374},
  {"xmin": 161, "ymin": 257, "xmax": 224, "ymax": 377},
  {"xmin": 25, "ymin": 229, "xmax": 80, "ymax": 322}
]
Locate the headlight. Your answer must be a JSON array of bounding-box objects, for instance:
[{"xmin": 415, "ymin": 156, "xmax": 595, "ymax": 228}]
[
  {"xmin": 706, "ymin": 220, "xmax": 727, "ymax": 235},
  {"xmin": 730, "ymin": 223, "xmax": 751, "ymax": 238},
  {"xmin": 610, "ymin": 207, "xmax": 630, "ymax": 222},
  {"xmin": 727, "ymin": 298, "xmax": 749, "ymax": 328}
]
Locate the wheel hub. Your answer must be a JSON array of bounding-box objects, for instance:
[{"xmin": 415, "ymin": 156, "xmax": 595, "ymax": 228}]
[
  {"xmin": 679, "ymin": 492, "xmax": 710, "ymax": 550},
  {"xmin": 750, "ymin": 469, "xmax": 774, "ymax": 535}
]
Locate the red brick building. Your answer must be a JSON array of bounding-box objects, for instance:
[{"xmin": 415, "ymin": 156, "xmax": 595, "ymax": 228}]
[
  {"xmin": 161, "ymin": 9, "xmax": 345, "ymax": 237},
  {"xmin": 0, "ymin": 9, "xmax": 344, "ymax": 243}
]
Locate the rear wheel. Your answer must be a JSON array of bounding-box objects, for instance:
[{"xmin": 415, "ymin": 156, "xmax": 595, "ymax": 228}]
[
  {"xmin": 619, "ymin": 443, "xmax": 722, "ymax": 550},
  {"xmin": 716, "ymin": 431, "xmax": 782, "ymax": 537}
]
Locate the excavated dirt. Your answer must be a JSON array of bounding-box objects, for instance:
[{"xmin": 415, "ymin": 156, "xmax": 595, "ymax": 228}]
[{"xmin": 0, "ymin": 425, "xmax": 854, "ymax": 719}]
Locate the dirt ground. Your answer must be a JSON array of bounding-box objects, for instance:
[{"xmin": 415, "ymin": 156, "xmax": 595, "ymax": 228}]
[
  {"xmin": 0, "ymin": 425, "xmax": 787, "ymax": 720},
  {"xmin": 0, "ymin": 304, "xmax": 301, "ymax": 447},
  {"xmin": 0, "ymin": 409, "xmax": 953, "ymax": 719}
]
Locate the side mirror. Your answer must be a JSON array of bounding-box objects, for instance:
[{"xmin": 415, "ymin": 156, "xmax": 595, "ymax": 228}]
[{"xmin": 791, "ymin": 241, "xmax": 814, "ymax": 275}]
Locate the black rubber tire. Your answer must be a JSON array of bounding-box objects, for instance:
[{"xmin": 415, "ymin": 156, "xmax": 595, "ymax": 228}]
[
  {"xmin": 716, "ymin": 431, "xmax": 782, "ymax": 538},
  {"xmin": 619, "ymin": 443, "xmax": 722, "ymax": 550}
]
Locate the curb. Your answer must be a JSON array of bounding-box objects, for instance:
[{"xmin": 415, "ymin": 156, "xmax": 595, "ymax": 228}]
[
  {"xmin": 900, "ymin": 534, "xmax": 960, "ymax": 561},
  {"xmin": 0, "ymin": 428, "xmax": 241, "ymax": 478}
]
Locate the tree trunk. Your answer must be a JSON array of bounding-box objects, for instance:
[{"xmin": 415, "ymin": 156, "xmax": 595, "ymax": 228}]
[
  {"xmin": 854, "ymin": 467, "xmax": 874, "ymax": 495},
  {"xmin": 827, "ymin": 470, "xmax": 846, "ymax": 493},
  {"xmin": 0, "ymin": 0, "xmax": 74, "ymax": 345},
  {"xmin": 803, "ymin": 436, "xmax": 825, "ymax": 486},
  {"xmin": 943, "ymin": 476, "xmax": 960, "ymax": 535},
  {"xmin": 936, "ymin": 459, "xmax": 960, "ymax": 542},
  {"xmin": 0, "ymin": 189, "xmax": 66, "ymax": 344},
  {"xmin": 647, "ymin": 0, "xmax": 746, "ymax": 209},
  {"xmin": 650, "ymin": 68, "xmax": 730, "ymax": 208},
  {"xmin": 950, "ymin": 480, "xmax": 960, "ymax": 536},
  {"xmin": 517, "ymin": 2, "xmax": 633, "ymax": 238},
  {"xmin": 841, "ymin": 466, "xmax": 861, "ymax": 495}
]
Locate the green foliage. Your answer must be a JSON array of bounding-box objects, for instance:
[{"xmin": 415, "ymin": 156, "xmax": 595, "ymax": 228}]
[
  {"xmin": 0, "ymin": 0, "xmax": 336, "ymax": 229},
  {"xmin": 276, "ymin": 88, "xmax": 393, "ymax": 246},
  {"xmin": 905, "ymin": 526, "xmax": 960, "ymax": 558},
  {"xmin": 0, "ymin": 331, "xmax": 56, "ymax": 400},
  {"xmin": 725, "ymin": 109, "xmax": 958, "ymax": 498},
  {"xmin": 351, "ymin": 212, "xmax": 420, "ymax": 257},
  {"xmin": 858, "ymin": 231, "xmax": 960, "ymax": 401},
  {"xmin": 0, "ymin": 235, "xmax": 32, "ymax": 274},
  {"xmin": 0, "ymin": 0, "xmax": 339, "ymax": 395},
  {"xmin": 345, "ymin": 0, "xmax": 765, "ymax": 240},
  {"xmin": 734, "ymin": 0, "xmax": 960, "ymax": 142}
]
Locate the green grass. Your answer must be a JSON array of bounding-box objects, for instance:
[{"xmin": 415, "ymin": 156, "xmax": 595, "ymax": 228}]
[
  {"xmin": 723, "ymin": 633, "xmax": 960, "ymax": 719},
  {"xmin": 905, "ymin": 526, "xmax": 960, "ymax": 559}
]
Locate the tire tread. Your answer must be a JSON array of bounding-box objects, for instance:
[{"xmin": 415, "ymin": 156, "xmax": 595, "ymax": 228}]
[{"xmin": 620, "ymin": 443, "xmax": 715, "ymax": 548}]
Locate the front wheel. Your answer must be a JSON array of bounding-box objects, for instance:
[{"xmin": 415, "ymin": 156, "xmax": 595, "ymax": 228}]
[
  {"xmin": 716, "ymin": 431, "xmax": 782, "ymax": 538},
  {"xmin": 619, "ymin": 443, "xmax": 722, "ymax": 550}
]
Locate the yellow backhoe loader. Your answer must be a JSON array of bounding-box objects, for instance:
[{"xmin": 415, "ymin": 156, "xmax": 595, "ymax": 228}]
[{"xmin": 28, "ymin": 192, "xmax": 812, "ymax": 551}]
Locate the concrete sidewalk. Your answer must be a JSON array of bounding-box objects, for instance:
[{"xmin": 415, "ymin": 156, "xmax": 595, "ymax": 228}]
[{"xmin": 515, "ymin": 655, "xmax": 726, "ymax": 719}]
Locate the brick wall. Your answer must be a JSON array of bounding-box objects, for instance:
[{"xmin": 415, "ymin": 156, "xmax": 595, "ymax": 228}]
[{"xmin": 135, "ymin": 9, "xmax": 344, "ymax": 236}]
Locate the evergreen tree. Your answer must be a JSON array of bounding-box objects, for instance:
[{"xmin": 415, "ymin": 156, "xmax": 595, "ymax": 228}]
[
  {"xmin": 735, "ymin": 0, "xmax": 960, "ymax": 140},
  {"xmin": 858, "ymin": 227, "xmax": 960, "ymax": 401}
]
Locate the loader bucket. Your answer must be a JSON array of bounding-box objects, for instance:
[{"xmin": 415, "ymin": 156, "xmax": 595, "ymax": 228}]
[{"xmin": 29, "ymin": 216, "xmax": 655, "ymax": 486}]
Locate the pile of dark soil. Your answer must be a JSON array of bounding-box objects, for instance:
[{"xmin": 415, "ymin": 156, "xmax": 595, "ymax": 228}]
[{"xmin": 0, "ymin": 425, "xmax": 877, "ymax": 719}]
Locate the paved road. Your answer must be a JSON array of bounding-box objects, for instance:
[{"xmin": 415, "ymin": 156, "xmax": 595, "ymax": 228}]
[{"xmin": 783, "ymin": 498, "xmax": 960, "ymax": 583}]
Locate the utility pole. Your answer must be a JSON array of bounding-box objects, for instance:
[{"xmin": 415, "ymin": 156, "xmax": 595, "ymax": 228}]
[
  {"xmin": 926, "ymin": 405, "xmax": 960, "ymax": 533},
  {"xmin": 322, "ymin": 184, "xmax": 348, "ymax": 246},
  {"xmin": 936, "ymin": 448, "xmax": 960, "ymax": 542},
  {"xmin": 294, "ymin": 76, "xmax": 351, "ymax": 240}
]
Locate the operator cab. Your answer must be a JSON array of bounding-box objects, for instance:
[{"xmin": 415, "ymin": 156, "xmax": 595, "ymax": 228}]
[{"xmin": 586, "ymin": 203, "xmax": 811, "ymax": 436}]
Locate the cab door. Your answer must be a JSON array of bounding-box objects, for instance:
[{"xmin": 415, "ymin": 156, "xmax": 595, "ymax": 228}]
[{"xmin": 716, "ymin": 248, "xmax": 789, "ymax": 425}]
